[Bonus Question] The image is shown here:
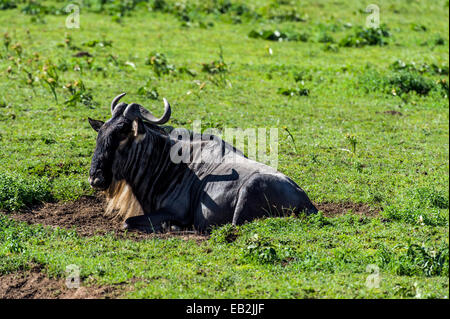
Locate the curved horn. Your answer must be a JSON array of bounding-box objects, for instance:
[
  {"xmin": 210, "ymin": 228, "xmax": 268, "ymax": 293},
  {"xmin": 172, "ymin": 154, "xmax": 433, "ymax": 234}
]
[
  {"xmin": 111, "ymin": 93, "xmax": 127, "ymax": 114},
  {"xmin": 123, "ymin": 98, "xmax": 171, "ymax": 125}
]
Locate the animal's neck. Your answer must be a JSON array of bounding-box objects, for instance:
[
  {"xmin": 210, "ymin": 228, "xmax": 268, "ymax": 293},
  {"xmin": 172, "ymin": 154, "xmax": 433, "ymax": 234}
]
[{"xmin": 121, "ymin": 127, "xmax": 183, "ymax": 212}]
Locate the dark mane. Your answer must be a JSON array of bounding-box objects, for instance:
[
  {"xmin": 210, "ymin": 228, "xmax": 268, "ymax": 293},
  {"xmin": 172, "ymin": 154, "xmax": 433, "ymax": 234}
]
[{"xmin": 143, "ymin": 122, "xmax": 173, "ymax": 136}]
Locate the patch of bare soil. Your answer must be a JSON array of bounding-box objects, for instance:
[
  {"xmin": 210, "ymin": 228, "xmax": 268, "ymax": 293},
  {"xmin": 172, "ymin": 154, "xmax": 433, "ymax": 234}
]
[
  {"xmin": 377, "ymin": 110, "xmax": 403, "ymax": 116},
  {"xmin": 315, "ymin": 202, "xmax": 379, "ymax": 217},
  {"xmin": 10, "ymin": 195, "xmax": 119, "ymax": 237},
  {"xmin": 5, "ymin": 195, "xmax": 207, "ymax": 242},
  {"xmin": 0, "ymin": 267, "xmax": 117, "ymax": 299}
]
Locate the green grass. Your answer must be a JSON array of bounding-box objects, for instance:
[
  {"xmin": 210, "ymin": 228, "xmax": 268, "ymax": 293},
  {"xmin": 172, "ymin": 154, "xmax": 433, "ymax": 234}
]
[{"xmin": 0, "ymin": 0, "xmax": 448, "ymax": 298}]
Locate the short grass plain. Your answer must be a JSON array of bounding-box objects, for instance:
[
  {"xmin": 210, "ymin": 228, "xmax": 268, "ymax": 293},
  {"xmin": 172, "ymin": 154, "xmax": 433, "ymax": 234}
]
[{"xmin": 0, "ymin": 0, "xmax": 448, "ymax": 298}]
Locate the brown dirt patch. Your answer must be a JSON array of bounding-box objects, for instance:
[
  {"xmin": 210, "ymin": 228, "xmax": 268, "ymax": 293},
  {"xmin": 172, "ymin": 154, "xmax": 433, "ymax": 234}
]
[
  {"xmin": 315, "ymin": 202, "xmax": 379, "ymax": 217},
  {"xmin": 10, "ymin": 195, "xmax": 120, "ymax": 237},
  {"xmin": 384, "ymin": 110, "xmax": 403, "ymax": 116},
  {"xmin": 0, "ymin": 267, "xmax": 118, "ymax": 299},
  {"xmin": 377, "ymin": 110, "xmax": 403, "ymax": 116},
  {"xmin": 4, "ymin": 195, "xmax": 207, "ymax": 242}
]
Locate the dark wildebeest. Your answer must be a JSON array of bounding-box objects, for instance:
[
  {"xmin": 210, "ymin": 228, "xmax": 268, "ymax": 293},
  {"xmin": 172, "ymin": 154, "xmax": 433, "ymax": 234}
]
[{"xmin": 88, "ymin": 93, "xmax": 317, "ymax": 233}]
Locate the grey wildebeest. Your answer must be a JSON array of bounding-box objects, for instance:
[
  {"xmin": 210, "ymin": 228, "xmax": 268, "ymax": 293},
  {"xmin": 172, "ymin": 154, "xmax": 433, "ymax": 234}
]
[{"xmin": 88, "ymin": 93, "xmax": 318, "ymax": 233}]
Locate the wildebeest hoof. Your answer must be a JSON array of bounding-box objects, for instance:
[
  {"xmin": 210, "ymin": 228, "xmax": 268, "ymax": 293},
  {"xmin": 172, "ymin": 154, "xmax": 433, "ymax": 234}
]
[
  {"xmin": 161, "ymin": 221, "xmax": 181, "ymax": 232},
  {"xmin": 123, "ymin": 215, "xmax": 153, "ymax": 233}
]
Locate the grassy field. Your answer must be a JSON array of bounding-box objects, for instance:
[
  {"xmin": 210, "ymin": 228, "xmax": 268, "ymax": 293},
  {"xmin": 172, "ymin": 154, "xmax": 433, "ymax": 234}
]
[{"xmin": 0, "ymin": 0, "xmax": 448, "ymax": 298}]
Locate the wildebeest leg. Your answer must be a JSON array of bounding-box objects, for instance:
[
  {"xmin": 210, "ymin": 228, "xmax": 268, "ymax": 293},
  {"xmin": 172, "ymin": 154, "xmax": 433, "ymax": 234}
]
[
  {"xmin": 123, "ymin": 213, "xmax": 171, "ymax": 233},
  {"xmin": 232, "ymin": 184, "xmax": 263, "ymax": 225},
  {"xmin": 232, "ymin": 174, "xmax": 317, "ymax": 225}
]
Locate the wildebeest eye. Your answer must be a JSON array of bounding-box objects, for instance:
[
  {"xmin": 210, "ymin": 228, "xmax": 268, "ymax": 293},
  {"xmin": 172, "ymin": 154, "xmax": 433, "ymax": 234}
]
[
  {"xmin": 115, "ymin": 122, "xmax": 130, "ymax": 133},
  {"xmin": 115, "ymin": 123, "xmax": 132, "ymax": 140}
]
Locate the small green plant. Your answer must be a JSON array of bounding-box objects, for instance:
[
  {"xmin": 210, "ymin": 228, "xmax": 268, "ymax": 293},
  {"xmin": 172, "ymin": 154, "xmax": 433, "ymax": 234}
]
[
  {"xmin": 388, "ymin": 71, "xmax": 435, "ymax": 96},
  {"xmin": 209, "ymin": 223, "xmax": 240, "ymax": 244},
  {"xmin": 201, "ymin": 47, "xmax": 228, "ymax": 75},
  {"xmin": 242, "ymin": 233, "xmax": 279, "ymax": 264},
  {"xmin": 22, "ymin": 68, "xmax": 36, "ymax": 93},
  {"xmin": 278, "ymin": 83, "xmax": 309, "ymax": 97},
  {"xmin": 146, "ymin": 52, "xmax": 176, "ymax": 77},
  {"xmin": 5, "ymin": 233, "xmax": 24, "ymax": 253},
  {"xmin": 318, "ymin": 32, "xmax": 335, "ymax": 43},
  {"xmin": 64, "ymin": 80, "xmax": 96, "ymax": 107},
  {"xmin": 11, "ymin": 42, "xmax": 22, "ymax": 57},
  {"xmin": 202, "ymin": 46, "xmax": 230, "ymax": 87},
  {"xmin": 39, "ymin": 61, "xmax": 60, "ymax": 102},
  {"xmin": 215, "ymin": 274, "xmax": 235, "ymax": 291},
  {"xmin": 0, "ymin": 0, "xmax": 17, "ymax": 10},
  {"xmin": 307, "ymin": 211, "xmax": 332, "ymax": 228},
  {"xmin": 83, "ymin": 39, "xmax": 113, "ymax": 48},
  {"xmin": 434, "ymin": 35, "xmax": 445, "ymax": 46},
  {"xmin": 340, "ymin": 25, "xmax": 390, "ymax": 47},
  {"xmin": 201, "ymin": 58, "xmax": 228, "ymax": 74},
  {"xmin": 410, "ymin": 23, "xmax": 427, "ymax": 32},
  {"xmin": 345, "ymin": 133, "xmax": 357, "ymax": 154},
  {"xmin": 406, "ymin": 243, "xmax": 449, "ymax": 277},
  {"xmin": 323, "ymin": 43, "xmax": 339, "ymax": 52},
  {"xmin": 293, "ymin": 70, "xmax": 312, "ymax": 82},
  {"xmin": 62, "ymin": 33, "xmax": 79, "ymax": 50},
  {"xmin": 137, "ymin": 84, "xmax": 159, "ymax": 100},
  {"xmin": 283, "ymin": 126, "xmax": 298, "ymax": 154},
  {"xmin": 437, "ymin": 78, "xmax": 449, "ymax": 98},
  {"xmin": 177, "ymin": 66, "xmax": 197, "ymax": 77},
  {"xmin": 3, "ymin": 32, "xmax": 10, "ymax": 51}
]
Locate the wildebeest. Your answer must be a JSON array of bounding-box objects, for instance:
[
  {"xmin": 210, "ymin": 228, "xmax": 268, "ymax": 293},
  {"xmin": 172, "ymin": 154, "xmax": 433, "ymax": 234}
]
[{"xmin": 88, "ymin": 93, "xmax": 318, "ymax": 233}]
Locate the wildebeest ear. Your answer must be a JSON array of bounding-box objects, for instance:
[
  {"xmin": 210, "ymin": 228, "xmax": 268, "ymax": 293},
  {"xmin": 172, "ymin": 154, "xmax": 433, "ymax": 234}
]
[
  {"xmin": 88, "ymin": 118, "xmax": 104, "ymax": 132},
  {"xmin": 131, "ymin": 117, "xmax": 146, "ymax": 142}
]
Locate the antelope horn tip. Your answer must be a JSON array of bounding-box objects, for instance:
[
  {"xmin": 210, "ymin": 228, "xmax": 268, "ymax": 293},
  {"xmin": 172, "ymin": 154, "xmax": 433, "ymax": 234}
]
[{"xmin": 111, "ymin": 92, "xmax": 127, "ymax": 114}]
